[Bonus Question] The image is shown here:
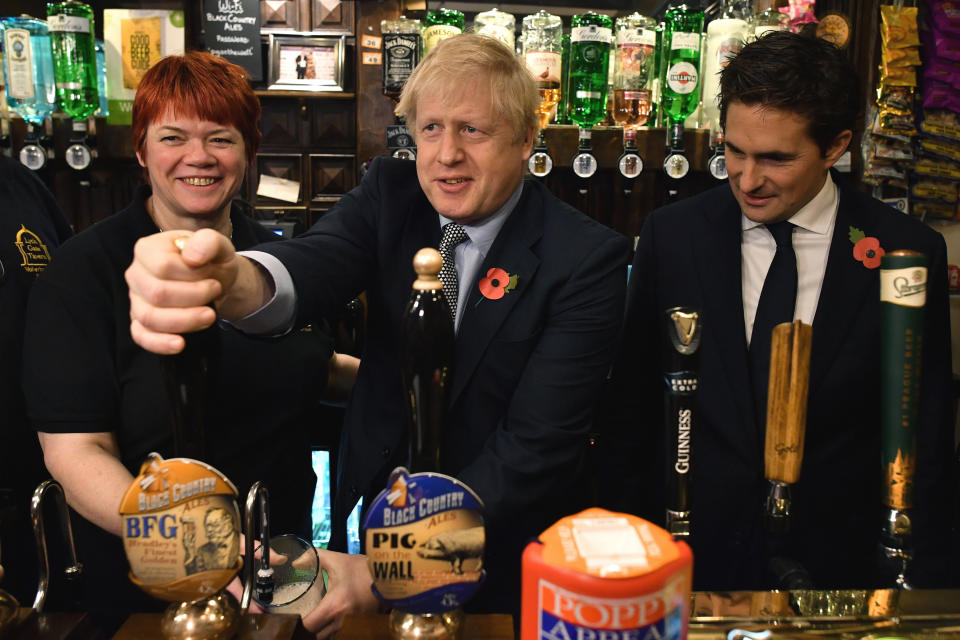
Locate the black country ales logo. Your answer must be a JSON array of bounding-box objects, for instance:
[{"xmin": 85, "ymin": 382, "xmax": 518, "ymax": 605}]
[
  {"xmin": 119, "ymin": 453, "xmax": 242, "ymax": 602},
  {"xmin": 15, "ymin": 225, "xmax": 52, "ymax": 275},
  {"xmin": 364, "ymin": 467, "xmax": 485, "ymax": 613}
]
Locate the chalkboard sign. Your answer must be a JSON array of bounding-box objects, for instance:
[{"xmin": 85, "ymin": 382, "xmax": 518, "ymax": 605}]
[{"xmin": 203, "ymin": 0, "xmax": 262, "ymax": 81}]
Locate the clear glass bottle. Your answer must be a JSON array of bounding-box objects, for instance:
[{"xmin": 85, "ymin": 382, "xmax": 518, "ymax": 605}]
[
  {"xmin": 702, "ymin": 0, "xmax": 750, "ymax": 138},
  {"xmin": 520, "ymin": 10, "xmax": 562, "ymax": 131},
  {"xmin": 750, "ymin": 0, "xmax": 789, "ymax": 39},
  {"xmin": 660, "ymin": 1, "xmax": 704, "ymax": 144},
  {"xmin": 474, "ymin": 8, "xmax": 515, "ymax": 51},
  {"xmin": 47, "ymin": 0, "xmax": 98, "ymax": 120},
  {"xmin": 569, "ymin": 12, "xmax": 613, "ymax": 129},
  {"xmin": 423, "ymin": 8, "xmax": 464, "ymax": 56},
  {"xmin": 94, "ymin": 38, "xmax": 108, "ymax": 116},
  {"xmin": 381, "ymin": 16, "xmax": 421, "ymax": 103},
  {"xmin": 1, "ymin": 15, "xmax": 56, "ymax": 125},
  {"xmin": 613, "ymin": 12, "xmax": 657, "ymax": 129}
]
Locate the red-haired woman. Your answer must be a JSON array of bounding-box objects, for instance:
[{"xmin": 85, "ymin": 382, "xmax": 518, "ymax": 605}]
[{"xmin": 21, "ymin": 52, "xmax": 357, "ymax": 630}]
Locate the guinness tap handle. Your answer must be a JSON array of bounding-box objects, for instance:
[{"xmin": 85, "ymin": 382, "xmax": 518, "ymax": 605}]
[
  {"xmin": 878, "ymin": 250, "xmax": 927, "ymax": 588},
  {"xmin": 401, "ymin": 248, "xmax": 455, "ymax": 474},
  {"xmin": 763, "ymin": 320, "xmax": 812, "ymax": 533},
  {"xmin": 663, "ymin": 307, "xmax": 702, "ymax": 538}
]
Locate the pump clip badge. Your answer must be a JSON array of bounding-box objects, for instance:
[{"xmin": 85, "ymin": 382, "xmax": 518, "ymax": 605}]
[
  {"xmin": 119, "ymin": 453, "xmax": 242, "ymax": 602},
  {"xmin": 364, "ymin": 467, "xmax": 485, "ymax": 613}
]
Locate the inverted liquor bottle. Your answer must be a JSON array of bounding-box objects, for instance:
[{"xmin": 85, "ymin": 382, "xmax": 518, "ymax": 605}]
[
  {"xmin": 568, "ymin": 12, "xmax": 613, "ymax": 129},
  {"xmin": 474, "ymin": 8, "xmax": 515, "ymax": 51},
  {"xmin": 47, "ymin": 0, "xmax": 98, "ymax": 120},
  {"xmin": 1, "ymin": 15, "xmax": 56, "ymax": 169},
  {"xmin": 702, "ymin": 0, "xmax": 750, "ymax": 144},
  {"xmin": 47, "ymin": 0, "xmax": 98, "ymax": 171},
  {"xmin": 612, "ymin": 12, "xmax": 657, "ymax": 129},
  {"xmin": 422, "ymin": 8, "xmax": 464, "ymax": 57},
  {"xmin": 750, "ymin": 0, "xmax": 789, "ymax": 39},
  {"xmin": 1, "ymin": 16, "xmax": 56, "ymax": 126},
  {"xmin": 521, "ymin": 10, "xmax": 562, "ymax": 132},
  {"xmin": 382, "ymin": 16, "xmax": 421, "ymax": 104},
  {"xmin": 660, "ymin": 1, "xmax": 704, "ymax": 150}
]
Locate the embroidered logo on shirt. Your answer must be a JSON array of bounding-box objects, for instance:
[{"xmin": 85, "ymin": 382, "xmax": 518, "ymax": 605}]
[{"xmin": 15, "ymin": 224, "xmax": 52, "ymax": 275}]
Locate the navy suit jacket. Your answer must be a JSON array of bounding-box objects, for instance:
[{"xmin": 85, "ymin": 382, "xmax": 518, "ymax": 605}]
[
  {"xmin": 261, "ymin": 157, "xmax": 630, "ymax": 611},
  {"xmin": 600, "ymin": 178, "xmax": 957, "ymax": 590}
]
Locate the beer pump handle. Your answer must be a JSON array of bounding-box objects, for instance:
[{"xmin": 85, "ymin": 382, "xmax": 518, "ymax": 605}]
[
  {"xmin": 31, "ymin": 480, "xmax": 83, "ymax": 613},
  {"xmin": 663, "ymin": 307, "xmax": 702, "ymax": 538},
  {"xmin": 878, "ymin": 250, "xmax": 927, "ymax": 588},
  {"xmin": 762, "ymin": 320, "xmax": 812, "ymax": 532},
  {"xmin": 401, "ymin": 248, "xmax": 455, "ymax": 474}
]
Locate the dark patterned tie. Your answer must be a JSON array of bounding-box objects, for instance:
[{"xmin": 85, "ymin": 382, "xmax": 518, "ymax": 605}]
[
  {"xmin": 438, "ymin": 223, "xmax": 468, "ymax": 323},
  {"xmin": 750, "ymin": 221, "xmax": 797, "ymax": 428}
]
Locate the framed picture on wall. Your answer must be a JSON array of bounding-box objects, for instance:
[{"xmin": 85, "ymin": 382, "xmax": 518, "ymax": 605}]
[{"xmin": 266, "ymin": 34, "xmax": 345, "ymax": 91}]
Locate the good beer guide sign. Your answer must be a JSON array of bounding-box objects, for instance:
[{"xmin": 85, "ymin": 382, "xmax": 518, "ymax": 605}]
[
  {"xmin": 119, "ymin": 453, "xmax": 242, "ymax": 602},
  {"xmin": 364, "ymin": 468, "xmax": 485, "ymax": 613}
]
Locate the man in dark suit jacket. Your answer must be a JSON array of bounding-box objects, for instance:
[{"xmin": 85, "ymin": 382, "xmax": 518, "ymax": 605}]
[
  {"xmin": 600, "ymin": 32, "xmax": 957, "ymax": 591},
  {"xmin": 127, "ymin": 34, "xmax": 628, "ymax": 634}
]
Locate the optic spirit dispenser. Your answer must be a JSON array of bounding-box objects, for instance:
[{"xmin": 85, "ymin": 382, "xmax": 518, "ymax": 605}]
[
  {"xmin": 1, "ymin": 15, "xmax": 56, "ymax": 170},
  {"xmin": 521, "ymin": 10, "xmax": 562, "ymax": 178},
  {"xmin": 47, "ymin": 0, "xmax": 99, "ymax": 171},
  {"xmin": 660, "ymin": 0, "xmax": 704, "ymax": 181}
]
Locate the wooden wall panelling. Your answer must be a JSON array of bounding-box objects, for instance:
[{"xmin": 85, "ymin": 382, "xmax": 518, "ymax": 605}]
[
  {"xmin": 260, "ymin": 96, "xmax": 307, "ymax": 148},
  {"xmin": 309, "ymin": 153, "xmax": 356, "ymax": 204},
  {"xmin": 308, "ymin": 99, "xmax": 356, "ymax": 150},
  {"xmin": 253, "ymin": 152, "xmax": 306, "ymax": 207},
  {"xmin": 311, "ymin": 0, "xmax": 355, "ymax": 33},
  {"xmin": 260, "ymin": 0, "xmax": 310, "ymax": 31}
]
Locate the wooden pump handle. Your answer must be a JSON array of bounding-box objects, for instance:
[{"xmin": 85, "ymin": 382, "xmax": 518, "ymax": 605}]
[{"xmin": 764, "ymin": 319, "xmax": 813, "ymax": 484}]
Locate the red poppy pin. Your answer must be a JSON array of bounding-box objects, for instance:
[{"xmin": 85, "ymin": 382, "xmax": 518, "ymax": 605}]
[
  {"xmin": 477, "ymin": 267, "xmax": 518, "ymax": 305},
  {"xmin": 849, "ymin": 226, "xmax": 885, "ymax": 269}
]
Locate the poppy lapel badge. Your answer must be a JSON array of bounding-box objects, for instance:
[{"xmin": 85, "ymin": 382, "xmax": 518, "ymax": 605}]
[
  {"xmin": 476, "ymin": 267, "xmax": 518, "ymax": 306},
  {"xmin": 850, "ymin": 226, "xmax": 885, "ymax": 269}
]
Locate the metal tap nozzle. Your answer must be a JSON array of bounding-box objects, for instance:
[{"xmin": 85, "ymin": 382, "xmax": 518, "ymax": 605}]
[
  {"xmin": 31, "ymin": 480, "xmax": 83, "ymax": 613},
  {"xmin": 240, "ymin": 481, "xmax": 273, "ymax": 613}
]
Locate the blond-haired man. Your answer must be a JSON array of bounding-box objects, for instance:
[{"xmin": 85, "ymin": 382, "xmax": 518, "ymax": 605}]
[{"xmin": 126, "ymin": 34, "xmax": 629, "ymax": 634}]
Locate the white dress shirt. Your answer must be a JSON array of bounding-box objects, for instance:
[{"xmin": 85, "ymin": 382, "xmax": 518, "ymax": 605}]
[
  {"xmin": 439, "ymin": 183, "xmax": 522, "ymax": 332},
  {"xmin": 741, "ymin": 174, "xmax": 839, "ymax": 346}
]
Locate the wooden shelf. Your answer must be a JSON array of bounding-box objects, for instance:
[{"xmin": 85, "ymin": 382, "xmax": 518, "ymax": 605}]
[{"xmin": 254, "ymin": 90, "xmax": 356, "ymax": 99}]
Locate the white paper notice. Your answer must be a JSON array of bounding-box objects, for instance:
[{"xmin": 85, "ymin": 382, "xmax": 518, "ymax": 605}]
[{"xmin": 257, "ymin": 174, "xmax": 301, "ymax": 203}]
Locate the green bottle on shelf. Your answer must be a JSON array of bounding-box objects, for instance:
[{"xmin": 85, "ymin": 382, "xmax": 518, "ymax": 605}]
[
  {"xmin": 568, "ymin": 12, "xmax": 613, "ymax": 129},
  {"xmin": 47, "ymin": 0, "xmax": 98, "ymax": 120},
  {"xmin": 423, "ymin": 8, "xmax": 464, "ymax": 57},
  {"xmin": 660, "ymin": 1, "xmax": 704, "ymax": 147}
]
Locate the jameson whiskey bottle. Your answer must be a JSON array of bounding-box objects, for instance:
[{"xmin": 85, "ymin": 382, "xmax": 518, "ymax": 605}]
[
  {"xmin": 569, "ymin": 12, "xmax": 613, "ymax": 129},
  {"xmin": 382, "ymin": 16, "xmax": 421, "ymax": 103},
  {"xmin": 47, "ymin": 0, "xmax": 98, "ymax": 120},
  {"xmin": 521, "ymin": 10, "xmax": 563, "ymax": 131},
  {"xmin": 661, "ymin": 0, "xmax": 704, "ymax": 177},
  {"xmin": 613, "ymin": 12, "xmax": 657, "ymax": 129},
  {"xmin": 474, "ymin": 8, "xmax": 515, "ymax": 51},
  {"xmin": 423, "ymin": 8, "xmax": 464, "ymax": 57}
]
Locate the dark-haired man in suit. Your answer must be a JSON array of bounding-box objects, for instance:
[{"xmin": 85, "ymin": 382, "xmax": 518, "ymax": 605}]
[
  {"xmin": 601, "ymin": 31, "xmax": 957, "ymax": 590},
  {"xmin": 125, "ymin": 33, "xmax": 629, "ymax": 636}
]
